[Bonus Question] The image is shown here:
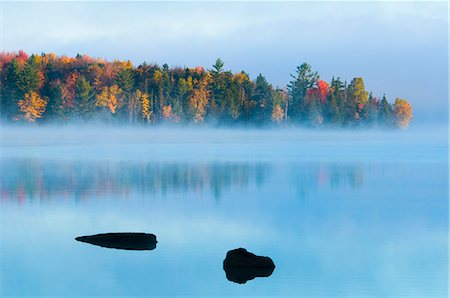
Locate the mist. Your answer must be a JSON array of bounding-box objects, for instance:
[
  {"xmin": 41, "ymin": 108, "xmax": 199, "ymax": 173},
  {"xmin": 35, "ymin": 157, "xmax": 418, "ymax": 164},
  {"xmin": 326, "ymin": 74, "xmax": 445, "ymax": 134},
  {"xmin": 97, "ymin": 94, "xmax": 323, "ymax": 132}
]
[
  {"xmin": 1, "ymin": 0, "xmax": 448, "ymax": 294},
  {"xmin": 1, "ymin": 124, "xmax": 446, "ymax": 163},
  {"xmin": 1, "ymin": 125, "xmax": 447, "ymax": 296}
]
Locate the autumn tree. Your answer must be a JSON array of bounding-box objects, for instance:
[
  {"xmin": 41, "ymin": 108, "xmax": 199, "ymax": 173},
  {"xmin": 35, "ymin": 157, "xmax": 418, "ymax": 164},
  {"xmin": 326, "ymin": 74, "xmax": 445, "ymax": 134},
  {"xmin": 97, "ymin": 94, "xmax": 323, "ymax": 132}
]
[
  {"xmin": 348, "ymin": 77, "xmax": 368, "ymax": 121},
  {"xmin": 271, "ymin": 105, "xmax": 284, "ymax": 124},
  {"xmin": 17, "ymin": 91, "xmax": 48, "ymax": 122},
  {"xmin": 393, "ymin": 98, "xmax": 413, "ymax": 128},
  {"xmin": 140, "ymin": 91, "xmax": 152, "ymax": 124},
  {"xmin": 0, "ymin": 51, "xmax": 414, "ymax": 129},
  {"xmin": 60, "ymin": 72, "xmax": 78, "ymax": 112},
  {"xmin": 189, "ymin": 73, "xmax": 211, "ymax": 123},
  {"xmin": 96, "ymin": 85, "xmax": 124, "ymax": 114}
]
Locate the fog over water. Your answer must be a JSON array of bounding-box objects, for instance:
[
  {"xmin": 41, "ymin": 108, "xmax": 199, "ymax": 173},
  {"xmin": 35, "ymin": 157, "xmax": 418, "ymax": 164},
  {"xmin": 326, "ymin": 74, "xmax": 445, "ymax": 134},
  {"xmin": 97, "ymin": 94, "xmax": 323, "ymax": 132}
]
[
  {"xmin": 0, "ymin": 125, "xmax": 447, "ymax": 296},
  {"xmin": 1, "ymin": 125, "xmax": 446, "ymax": 162}
]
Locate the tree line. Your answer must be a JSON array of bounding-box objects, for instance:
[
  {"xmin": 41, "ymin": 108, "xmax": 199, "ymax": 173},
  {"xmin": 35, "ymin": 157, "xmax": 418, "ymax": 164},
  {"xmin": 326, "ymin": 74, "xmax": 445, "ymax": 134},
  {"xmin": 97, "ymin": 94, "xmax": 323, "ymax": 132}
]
[{"xmin": 0, "ymin": 51, "xmax": 413, "ymax": 128}]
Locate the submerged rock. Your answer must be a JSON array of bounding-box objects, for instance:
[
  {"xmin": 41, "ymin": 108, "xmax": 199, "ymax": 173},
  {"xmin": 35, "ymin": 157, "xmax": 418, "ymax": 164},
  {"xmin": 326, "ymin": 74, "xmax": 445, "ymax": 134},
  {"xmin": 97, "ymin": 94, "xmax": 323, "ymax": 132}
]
[
  {"xmin": 223, "ymin": 248, "xmax": 275, "ymax": 284},
  {"xmin": 75, "ymin": 233, "xmax": 157, "ymax": 250}
]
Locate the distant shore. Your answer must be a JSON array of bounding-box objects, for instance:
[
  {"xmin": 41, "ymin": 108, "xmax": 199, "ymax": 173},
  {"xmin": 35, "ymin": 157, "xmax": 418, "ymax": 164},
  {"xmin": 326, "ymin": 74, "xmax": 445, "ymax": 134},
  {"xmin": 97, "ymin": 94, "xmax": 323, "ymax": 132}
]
[{"xmin": 1, "ymin": 51, "xmax": 412, "ymax": 128}]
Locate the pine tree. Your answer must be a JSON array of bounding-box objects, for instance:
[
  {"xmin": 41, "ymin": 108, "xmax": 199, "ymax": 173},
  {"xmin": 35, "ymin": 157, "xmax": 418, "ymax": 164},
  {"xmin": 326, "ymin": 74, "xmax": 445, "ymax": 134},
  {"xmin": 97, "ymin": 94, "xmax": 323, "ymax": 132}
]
[
  {"xmin": 252, "ymin": 74, "xmax": 271, "ymax": 124},
  {"xmin": 378, "ymin": 94, "xmax": 394, "ymax": 127},
  {"xmin": 288, "ymin": 63, "xmax": 319, "ymax": 123},
  {"xmin": 75, "ymin": 75, "xmax": 95, "ymax": 119}
]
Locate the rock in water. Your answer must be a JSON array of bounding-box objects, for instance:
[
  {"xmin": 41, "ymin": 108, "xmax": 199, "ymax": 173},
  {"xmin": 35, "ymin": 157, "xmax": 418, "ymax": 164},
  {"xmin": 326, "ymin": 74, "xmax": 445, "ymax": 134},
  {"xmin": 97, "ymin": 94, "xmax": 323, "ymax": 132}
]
[
  {"xmin": 223, "ymin": 248, "xmax": 275, "ymax": 284},
  {"xmin": 75, "ymin": 233, "xmax": 157, "ymax": 250}
]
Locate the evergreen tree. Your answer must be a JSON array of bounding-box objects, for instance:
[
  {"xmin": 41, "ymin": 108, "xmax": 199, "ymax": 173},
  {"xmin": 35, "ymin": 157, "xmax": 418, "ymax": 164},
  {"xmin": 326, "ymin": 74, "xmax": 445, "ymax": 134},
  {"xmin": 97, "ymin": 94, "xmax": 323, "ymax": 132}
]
[
  {"xmin": 0, "ymin": 51, "xmax": 413, "ymax": 128},
  {"xmin": 378, "ymin": 94, "xmax": 394, "ymax": 127},
  {"xmin": 116, "ymin": 68, "xmax": 135, "ymax": 94},
  {"xmin": 363, "ymin": 92, "xmax": 378, "ymax": 126},
  {"xmin": 252, "ymin": 74, "xmax": 271, "ymax": 124},
  {"xmin": 209, "ymin": 58, "xmax": 226, "ymax": 120},
  {"xmin": 288, "ymin": 63, "xmax": 319, "ymax": 122},
  {"xmin": 75, "ymin": 75, "xmax": 95, "ymax": 119},
  {"xmin": 0, "ymin": 59, "xmax": 22, "ymax": 120}
]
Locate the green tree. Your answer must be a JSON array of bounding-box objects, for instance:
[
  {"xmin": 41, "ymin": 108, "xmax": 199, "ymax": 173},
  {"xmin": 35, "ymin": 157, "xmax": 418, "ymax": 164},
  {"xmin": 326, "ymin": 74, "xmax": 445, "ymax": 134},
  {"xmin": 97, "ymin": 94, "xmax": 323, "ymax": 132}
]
[
  {"xmin": 252, "ymin": 74, "xmax": 272, "ymax": 124},
  {"xmin": 324, "ymin": 77, "xmax": 343, "ymax": 125},
  {"xmin": 209, "ymin": 58, "xmax": 226, "ymax": 120},
  {"xmin": 288, "ymin": 63, "xmax": 319, "ymax": 123},
  {"xmin": 378, "ymin": 94, "xmax": 394, "ymax": 127},
  {"xmin": 75, "ymin": 75, "xmax": 95, "ymax": 119},
  {"xmin": 362, "ymin": 92, "xmax": 378, "ymax": 126},
  {"xmin": 0, "ymin": 59, "xmax": 22, "ymax": 120},
  {"xmin": 116, "ymin": 68, "xmax": 135, "ymax": 93}
]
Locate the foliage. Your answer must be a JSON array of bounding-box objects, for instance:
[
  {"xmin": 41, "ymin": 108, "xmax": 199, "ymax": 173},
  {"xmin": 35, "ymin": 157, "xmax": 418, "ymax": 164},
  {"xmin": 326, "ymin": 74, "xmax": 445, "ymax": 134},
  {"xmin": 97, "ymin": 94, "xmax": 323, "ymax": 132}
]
[
  {"xmin": 271, "ymin": 104, "xmax": 284, "ymax": 124},
  {"xmin": 393, "ymin": 98, "xmax": 413, "ymax": 128},
  {"xmin": 0, "ymin": 51, "xmax": 412, "ymax": 128},
  {"xmin": 17, "ymin": 91, "xmax": 48, "ymax": 122}
]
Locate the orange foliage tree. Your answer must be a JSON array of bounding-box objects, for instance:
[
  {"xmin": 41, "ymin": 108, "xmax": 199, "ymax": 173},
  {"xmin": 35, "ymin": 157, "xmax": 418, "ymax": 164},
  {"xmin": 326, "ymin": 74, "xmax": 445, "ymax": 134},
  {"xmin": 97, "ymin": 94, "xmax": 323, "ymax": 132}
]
[
  {"xmin": 189, "ymin": 73, "xmax": 211, "ymax": 123},
  {"xmin": 17, "ymin": 91, "xmax": 48, "ymax": 122},
  {"xmin": 95, "ymin": 85, "xmax": 124, "ymax": 113},
  {"xmin": 393, "ymin": 98, "xmax": 413, "ymax": 128},
  {"xmin": 271, "ymin": 104, "xmax": 284, "ymax": 124}
]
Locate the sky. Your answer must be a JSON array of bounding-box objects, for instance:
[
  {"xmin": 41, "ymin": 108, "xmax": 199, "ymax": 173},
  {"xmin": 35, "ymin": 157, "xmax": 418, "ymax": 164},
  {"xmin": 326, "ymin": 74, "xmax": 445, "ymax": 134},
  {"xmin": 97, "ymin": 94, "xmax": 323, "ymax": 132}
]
[{"xmin": 1, "ymin": 1, "xmax": 448, "ymax": 123}]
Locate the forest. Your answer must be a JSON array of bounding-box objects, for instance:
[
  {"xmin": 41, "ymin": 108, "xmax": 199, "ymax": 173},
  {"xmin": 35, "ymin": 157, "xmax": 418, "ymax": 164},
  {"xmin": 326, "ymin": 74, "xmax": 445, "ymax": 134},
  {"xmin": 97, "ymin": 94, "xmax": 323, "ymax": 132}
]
[{"xmin": 0, "ymin": 51, "xmax": 413, "ymax": 128}]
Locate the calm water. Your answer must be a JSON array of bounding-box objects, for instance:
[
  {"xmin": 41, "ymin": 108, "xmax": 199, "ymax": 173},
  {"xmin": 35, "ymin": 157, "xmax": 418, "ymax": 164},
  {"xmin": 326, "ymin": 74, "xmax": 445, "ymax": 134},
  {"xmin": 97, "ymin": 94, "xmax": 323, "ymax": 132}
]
[{"xmin": 0, "ymin": 127, "xmax": 447, "ymax": 297}]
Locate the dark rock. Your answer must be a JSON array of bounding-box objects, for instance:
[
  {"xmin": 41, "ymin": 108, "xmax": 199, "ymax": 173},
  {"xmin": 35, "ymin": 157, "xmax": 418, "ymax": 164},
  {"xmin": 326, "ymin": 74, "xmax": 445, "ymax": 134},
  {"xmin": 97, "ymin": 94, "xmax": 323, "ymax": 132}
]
[
  {"xmin": 75, "ymin": 232, "xmax": 157, "ymax": 250},
  {"xmin": 223, "ymin": 248, "xmax": 275, "ymax": 284}
]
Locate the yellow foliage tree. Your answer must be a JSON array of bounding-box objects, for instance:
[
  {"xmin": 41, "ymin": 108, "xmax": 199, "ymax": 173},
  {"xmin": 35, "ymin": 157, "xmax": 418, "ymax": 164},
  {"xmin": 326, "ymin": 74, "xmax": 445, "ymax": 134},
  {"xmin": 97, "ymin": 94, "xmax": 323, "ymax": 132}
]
[
  {"xmin": 95, "ymin": 85, "xmax": 124, "ymax": 113},
  {"xmin": 189, "ymin": 73, "xmax": 211, "ymax": 123},
  {"xmin": 95, "ymin": 87, "xmax": 109, "ymax": 110},
  {"xmin": 393, "ymin": 98, "xmax": 413, "ymax": 128},
  {"xmin": 271, "ymin": 104, "xmax": 284, "ymax": 124},
  {"xmin": 141, "ymin": 92, "xmax": 152, "ymax": 124},
  {"xmin": 153, "ymin": 70, "xmax": 163, "ymax": 84},
  {"xmin": 17, "ymin": 91, "xmax": 48, "ymax": 122}
]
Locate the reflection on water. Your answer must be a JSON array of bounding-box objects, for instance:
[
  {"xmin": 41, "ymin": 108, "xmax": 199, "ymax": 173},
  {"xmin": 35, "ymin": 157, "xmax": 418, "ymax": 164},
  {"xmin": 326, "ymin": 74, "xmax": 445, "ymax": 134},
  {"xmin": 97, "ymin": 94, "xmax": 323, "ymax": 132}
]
[
  {"xmin": 0, "ymin": 160, "xmax": 368, "ymax": 204},
  {"xmin": 290, "ymin": 164, "xmax": 364, "ymax": 199},
  {"xmin": 1, "ymin": 160, "xmax": 270, "ymax": 202},
  {"xmin": 0, "ymin": 129, "xmax": 447, "ymax": 297}
]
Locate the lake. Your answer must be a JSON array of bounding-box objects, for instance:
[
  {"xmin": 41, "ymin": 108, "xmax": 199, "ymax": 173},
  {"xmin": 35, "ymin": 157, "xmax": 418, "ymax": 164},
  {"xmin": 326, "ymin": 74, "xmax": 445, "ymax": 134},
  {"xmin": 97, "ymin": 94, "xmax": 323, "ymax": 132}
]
[{"xmin": 0, "ymin": 126, "xmax": 447, "ymax": 297}]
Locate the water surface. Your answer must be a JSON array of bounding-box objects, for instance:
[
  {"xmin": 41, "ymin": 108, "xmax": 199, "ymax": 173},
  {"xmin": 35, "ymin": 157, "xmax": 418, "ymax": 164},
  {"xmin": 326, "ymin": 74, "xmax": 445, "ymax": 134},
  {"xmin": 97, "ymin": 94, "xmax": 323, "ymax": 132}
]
[{"xmin": 0, "ymin": 127, "xmax": 447, "ymax": 297}]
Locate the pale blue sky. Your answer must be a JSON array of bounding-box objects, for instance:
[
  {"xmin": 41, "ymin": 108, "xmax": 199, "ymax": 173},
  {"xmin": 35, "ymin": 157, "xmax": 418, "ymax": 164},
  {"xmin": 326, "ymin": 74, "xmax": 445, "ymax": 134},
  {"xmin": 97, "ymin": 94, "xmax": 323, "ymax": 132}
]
[{"xmin": 1, "ymin": 1, "xmax": 448, "ymax": 123}]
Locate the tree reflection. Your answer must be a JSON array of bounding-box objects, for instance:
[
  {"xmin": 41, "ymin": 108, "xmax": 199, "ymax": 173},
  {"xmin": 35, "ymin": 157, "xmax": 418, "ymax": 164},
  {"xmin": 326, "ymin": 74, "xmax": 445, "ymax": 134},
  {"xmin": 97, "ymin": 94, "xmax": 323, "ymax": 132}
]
[
  {"xmin": 0, "ymin": 160, "xmax": 365, "ymax": 204},
  {"xmin": 0, "ymin": 159, "xmax": 269, "ymax": 202},
  {"xmin": 291, "ymin": 163, "xmax": 364, "ymax": 200}
]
